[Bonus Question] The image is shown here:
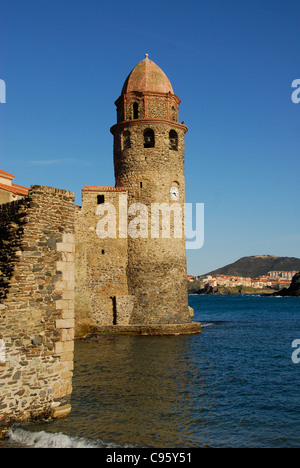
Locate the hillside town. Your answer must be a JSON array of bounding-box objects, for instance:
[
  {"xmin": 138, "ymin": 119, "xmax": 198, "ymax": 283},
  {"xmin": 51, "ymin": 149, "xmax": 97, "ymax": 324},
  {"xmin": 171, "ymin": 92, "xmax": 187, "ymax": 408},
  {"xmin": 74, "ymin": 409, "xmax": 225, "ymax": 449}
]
[{"xmin": 188, "ymin": 271, "xmax": 299, "ymax": 291}]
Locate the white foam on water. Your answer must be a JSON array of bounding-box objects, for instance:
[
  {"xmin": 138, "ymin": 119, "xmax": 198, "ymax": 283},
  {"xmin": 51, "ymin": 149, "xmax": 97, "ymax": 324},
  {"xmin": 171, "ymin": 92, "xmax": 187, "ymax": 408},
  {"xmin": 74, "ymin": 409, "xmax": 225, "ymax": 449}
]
[
  {"xmin": 8, "ymin": 427, "xmax": 100, "ymax": 448},
  {"xmin": 8, "ymin": 426, "xmax": 139, "ymax": 449}
]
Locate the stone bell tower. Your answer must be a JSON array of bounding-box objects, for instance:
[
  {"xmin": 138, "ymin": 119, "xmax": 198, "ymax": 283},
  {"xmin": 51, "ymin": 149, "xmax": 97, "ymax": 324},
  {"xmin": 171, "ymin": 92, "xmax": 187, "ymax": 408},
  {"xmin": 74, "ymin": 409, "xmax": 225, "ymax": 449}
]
[{"xmin": 110, "ymin": 55, "xmax": 200, "ymax": 333}]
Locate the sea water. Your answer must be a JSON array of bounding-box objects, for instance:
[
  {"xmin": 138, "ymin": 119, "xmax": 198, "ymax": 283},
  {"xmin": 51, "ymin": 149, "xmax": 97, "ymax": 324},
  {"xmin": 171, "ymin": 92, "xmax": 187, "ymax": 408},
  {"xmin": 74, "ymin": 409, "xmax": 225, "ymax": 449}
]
[{"xmin": 1, "ymin": 295, "xmax": 300, "ymax": 448}]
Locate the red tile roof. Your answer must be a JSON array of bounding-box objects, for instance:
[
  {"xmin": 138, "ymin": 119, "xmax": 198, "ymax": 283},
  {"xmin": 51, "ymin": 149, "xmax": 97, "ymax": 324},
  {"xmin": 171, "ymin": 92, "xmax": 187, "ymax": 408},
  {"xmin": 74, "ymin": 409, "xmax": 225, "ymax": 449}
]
[
  {"xmin": 0, "ymin": 183, "xmax": 29, "ymax": 196},
  {"xmin": 0, "ymin": 169, "xmax": 14, "ymax": 180}
]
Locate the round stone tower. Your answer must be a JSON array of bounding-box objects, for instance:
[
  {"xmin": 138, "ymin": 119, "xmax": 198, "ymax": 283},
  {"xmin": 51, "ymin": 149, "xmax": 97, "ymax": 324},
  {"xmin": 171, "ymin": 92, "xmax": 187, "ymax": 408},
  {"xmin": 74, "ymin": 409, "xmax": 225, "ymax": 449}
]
[{"xmin": 110, "ymin": 55, "xmax": 198, "ymax": 330}]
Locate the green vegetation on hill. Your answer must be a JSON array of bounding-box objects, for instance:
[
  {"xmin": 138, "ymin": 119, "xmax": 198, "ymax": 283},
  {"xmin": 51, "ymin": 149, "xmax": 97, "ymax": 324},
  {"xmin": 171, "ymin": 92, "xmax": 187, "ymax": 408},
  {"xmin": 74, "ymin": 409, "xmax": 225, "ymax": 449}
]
[{"xmin": 205, "ymin": 255, "xmax": 300, "ymax": 279}]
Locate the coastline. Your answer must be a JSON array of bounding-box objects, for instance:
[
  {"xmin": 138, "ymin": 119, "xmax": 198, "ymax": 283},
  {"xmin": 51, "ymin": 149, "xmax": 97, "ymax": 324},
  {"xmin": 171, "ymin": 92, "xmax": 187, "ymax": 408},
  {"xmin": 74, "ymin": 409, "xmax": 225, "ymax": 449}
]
[{"xmin": 188, "ymin": 285, "xmax": 277, "ymax": 296}]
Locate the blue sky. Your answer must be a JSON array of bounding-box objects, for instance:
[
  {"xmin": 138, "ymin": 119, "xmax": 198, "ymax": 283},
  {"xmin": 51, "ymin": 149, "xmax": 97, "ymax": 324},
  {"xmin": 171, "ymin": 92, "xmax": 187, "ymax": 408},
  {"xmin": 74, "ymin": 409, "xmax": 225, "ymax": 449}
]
[{"xmin": 0, "ymin": 0, "xmax": 299, "ymax": 275}]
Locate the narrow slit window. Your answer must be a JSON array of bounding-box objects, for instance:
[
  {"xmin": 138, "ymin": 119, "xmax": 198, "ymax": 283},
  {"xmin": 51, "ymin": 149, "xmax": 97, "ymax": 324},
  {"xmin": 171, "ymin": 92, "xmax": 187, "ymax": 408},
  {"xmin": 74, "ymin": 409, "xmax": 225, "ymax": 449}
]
[
  {"xmin": 171, "ymin": 106, "xmax": 177, "ymax": 121},
  {"xmin": 112, "ymin": 296, "xmax": 117, "ymax": 325},
  {"xmin": 102, "ymin": 249, "xmax": 105, "ymax": 255},
  {"xmin": 140, "ymin": 182, "xmax": 143, "ymax": 188},
  {"xmin": 97, "ymin": 195, "xmax": 105, "ymax": 204},
  {"xmin": 133, "ymin": 102, "xmax": 139, "ymax": 119}
]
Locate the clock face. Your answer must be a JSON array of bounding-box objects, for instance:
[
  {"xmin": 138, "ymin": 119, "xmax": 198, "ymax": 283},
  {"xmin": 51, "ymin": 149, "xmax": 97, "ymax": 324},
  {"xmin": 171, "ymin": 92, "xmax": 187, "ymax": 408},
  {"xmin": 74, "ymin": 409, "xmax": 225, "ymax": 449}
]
[{"xmin": 170, "ymin": 186, "xmax": 179, "ymax": 200}]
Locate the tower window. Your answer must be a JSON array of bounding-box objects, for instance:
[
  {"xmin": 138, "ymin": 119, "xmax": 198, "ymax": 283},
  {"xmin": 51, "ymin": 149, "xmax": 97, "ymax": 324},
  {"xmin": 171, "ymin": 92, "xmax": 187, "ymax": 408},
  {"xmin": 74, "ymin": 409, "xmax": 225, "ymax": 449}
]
[
  {"xmin": 144, "ymin": 128, "xmax": 155, "ymax": 148},
  {"xmin": 123, "ymin": 130, "xmax": 131, "ymax": 150},
  {"xmin": 140, "ymin": 182, "xmax": 143, "ymax": 188},
  {"xmin": 133, "ymin": 102, "xmax": 139, "ymax": 119},
  {"xmin": 169, "ymin": 130, "xmax": 178, "ymax": 150},
  {"xmin": 102, "ymin": 249, "xmax": 105, "ymax": 255},
  {"xmin": 171, "ymin": 106, "xmax": 177, "ymax": 121},
  {"xmin": 97, "ymin": 195, "xmax": 105, "ymax": 204}
]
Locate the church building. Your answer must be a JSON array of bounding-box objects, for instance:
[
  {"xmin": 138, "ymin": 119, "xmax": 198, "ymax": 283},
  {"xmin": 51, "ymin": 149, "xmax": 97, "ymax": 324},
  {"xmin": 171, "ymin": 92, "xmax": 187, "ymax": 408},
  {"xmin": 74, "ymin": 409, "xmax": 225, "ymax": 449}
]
[{"xmin": 75, "ymin": 55, "xmax": 201, "ymax": 335}]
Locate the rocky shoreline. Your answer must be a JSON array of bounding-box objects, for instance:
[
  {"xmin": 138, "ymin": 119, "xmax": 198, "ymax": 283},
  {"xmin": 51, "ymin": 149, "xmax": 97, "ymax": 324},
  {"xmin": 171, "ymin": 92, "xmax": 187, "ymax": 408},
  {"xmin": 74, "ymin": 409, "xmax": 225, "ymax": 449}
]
[
  {"xmin": 189, "ymin": 284, "xmax": 276, "ymax": 296},
  {"xmin": 266, "ymin": 272, "xmax": 300, "ymax": 297}
]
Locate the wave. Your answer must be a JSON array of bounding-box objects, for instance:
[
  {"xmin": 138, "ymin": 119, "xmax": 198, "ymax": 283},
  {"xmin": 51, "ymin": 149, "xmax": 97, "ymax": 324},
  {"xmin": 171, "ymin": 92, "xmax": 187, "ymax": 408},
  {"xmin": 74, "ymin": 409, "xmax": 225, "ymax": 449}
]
[{"xmin": 7, "ymin": 427, "xmax": 124, "ymax": 449}]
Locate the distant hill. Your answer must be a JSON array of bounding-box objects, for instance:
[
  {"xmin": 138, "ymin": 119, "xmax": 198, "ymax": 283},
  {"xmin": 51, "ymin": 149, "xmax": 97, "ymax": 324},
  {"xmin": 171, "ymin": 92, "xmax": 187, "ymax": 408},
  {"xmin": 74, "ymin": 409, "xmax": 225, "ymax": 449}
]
[{"xmin": 205, "ymin": 255, "xmax": 300, "ymax": 279}]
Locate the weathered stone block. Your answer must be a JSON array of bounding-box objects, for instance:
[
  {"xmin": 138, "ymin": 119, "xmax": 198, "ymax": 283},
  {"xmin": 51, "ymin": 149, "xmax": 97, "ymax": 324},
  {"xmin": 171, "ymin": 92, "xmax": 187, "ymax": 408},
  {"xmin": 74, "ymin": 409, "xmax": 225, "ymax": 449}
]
[
  {"xmin": 51, "ymin": 403, "xmax": 71, "ymax": 419},
  {"xmin": 56, "ymin": 243, "xmax": 75, "ymax": 253},
  {"xmin": 55, "ymin": 319, "xmax": 75, "ymax": 329},
  {"xmin": 54, "ymin": 341, "xmax": 74, "ymax": 354}
]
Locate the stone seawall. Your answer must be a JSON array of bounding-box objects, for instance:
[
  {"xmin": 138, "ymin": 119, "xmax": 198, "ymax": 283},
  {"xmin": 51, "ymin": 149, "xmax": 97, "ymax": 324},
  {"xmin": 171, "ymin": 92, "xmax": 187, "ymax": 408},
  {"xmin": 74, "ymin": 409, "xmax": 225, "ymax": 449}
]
[{"xmin": 0, "ymin": 186, "xmax": 75, "ymax": 437}]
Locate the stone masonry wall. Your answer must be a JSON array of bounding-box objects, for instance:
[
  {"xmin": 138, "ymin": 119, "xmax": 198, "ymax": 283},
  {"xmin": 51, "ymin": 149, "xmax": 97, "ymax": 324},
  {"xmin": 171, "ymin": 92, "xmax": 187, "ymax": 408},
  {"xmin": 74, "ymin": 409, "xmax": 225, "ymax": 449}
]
[
  {"xmin": 115, "ymin": 92, "xmax": 179, "ymax": 123},
  {"xmin": 75, "ymin": 188, "xmax": 133, "ymax": 336},
  {"xmin": 112, "ymin": 118, "xmax": 191, "ymax": 325},
  {"xmin": 0, "ymin": 186, "xmax": 75, "ymax": 436}
]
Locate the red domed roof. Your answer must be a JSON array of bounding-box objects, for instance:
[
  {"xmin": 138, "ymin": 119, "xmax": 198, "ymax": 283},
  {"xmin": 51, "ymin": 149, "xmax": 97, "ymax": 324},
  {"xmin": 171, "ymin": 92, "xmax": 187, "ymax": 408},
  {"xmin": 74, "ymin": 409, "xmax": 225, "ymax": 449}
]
[{"xmin": 121, "ymin": 55, "xmax": 174, "ymax": 95}]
